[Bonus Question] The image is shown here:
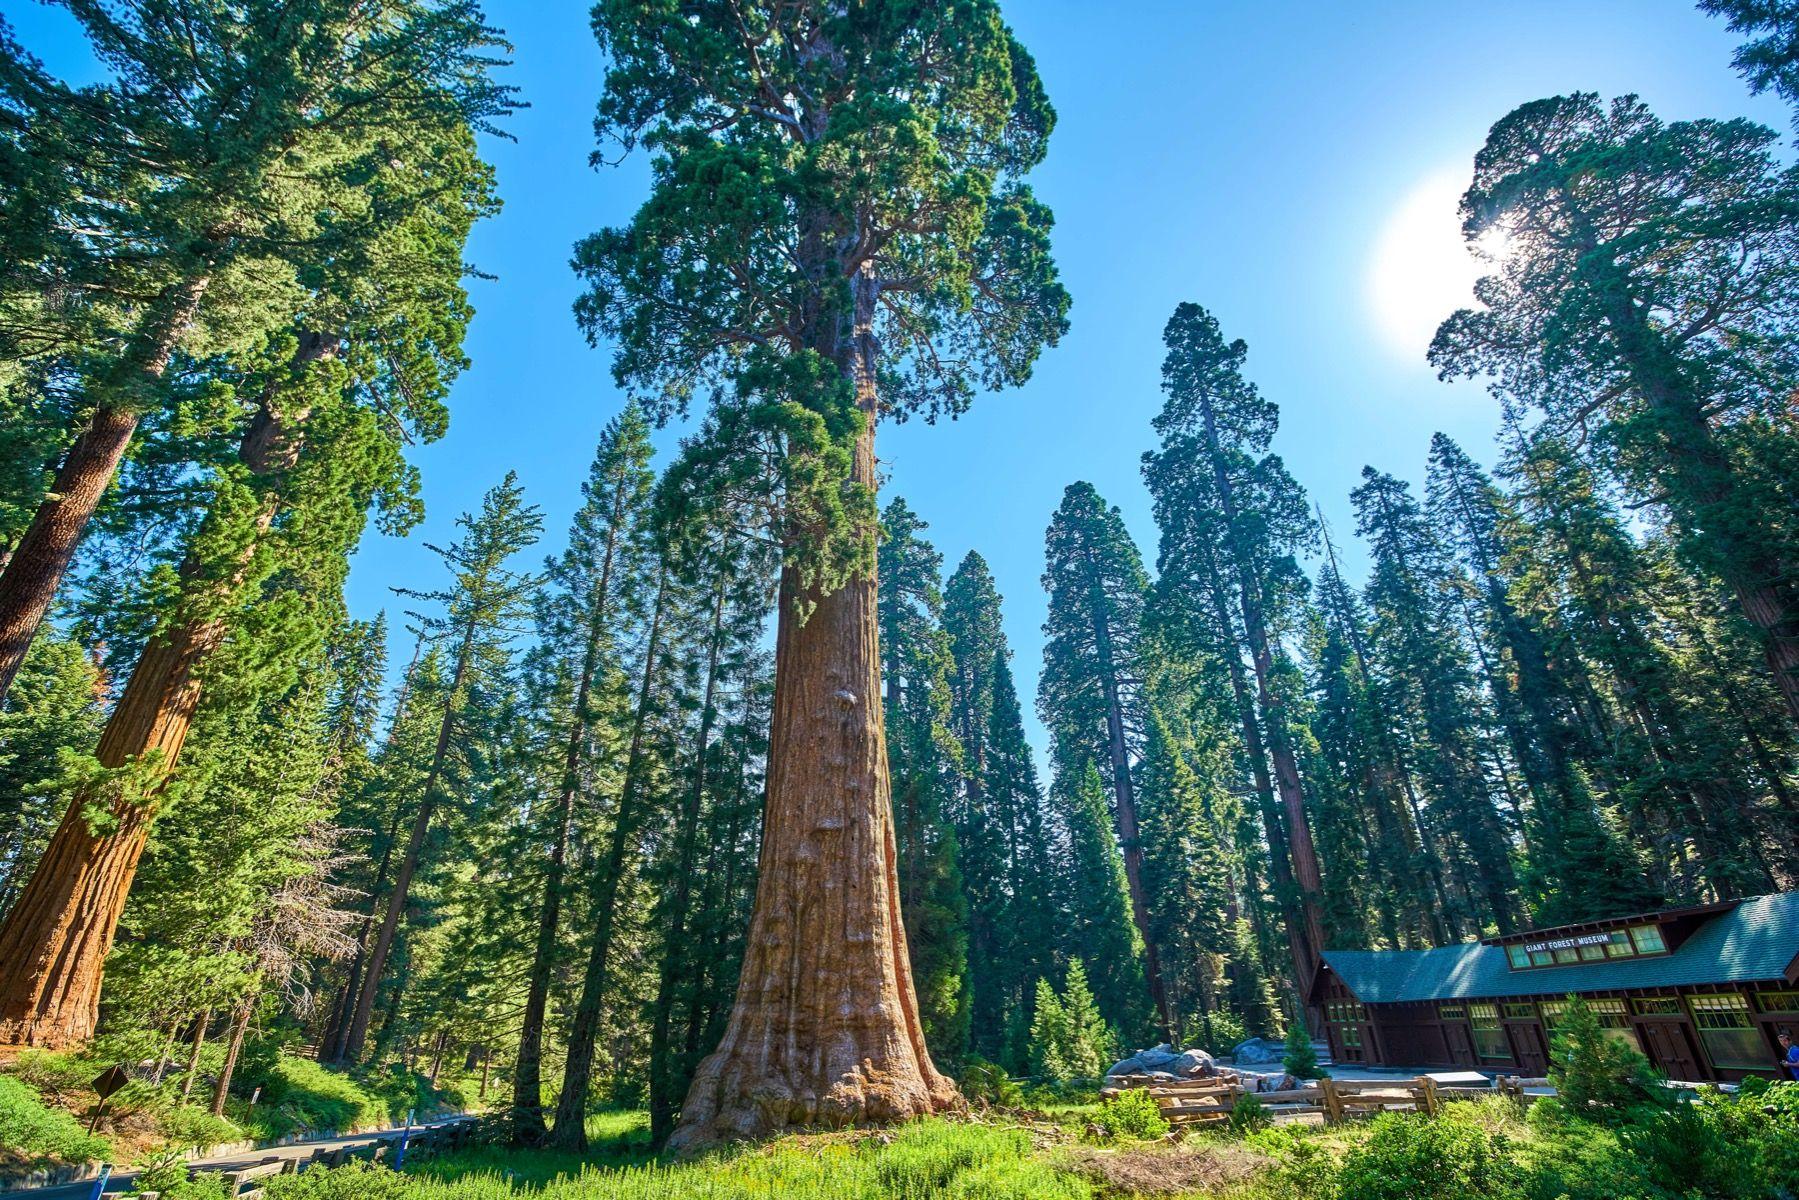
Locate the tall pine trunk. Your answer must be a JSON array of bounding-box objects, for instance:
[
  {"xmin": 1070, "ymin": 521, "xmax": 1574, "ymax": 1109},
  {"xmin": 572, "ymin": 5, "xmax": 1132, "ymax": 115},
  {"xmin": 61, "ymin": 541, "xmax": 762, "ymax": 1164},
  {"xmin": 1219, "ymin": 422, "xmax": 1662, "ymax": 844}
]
[
  {"xmin": 671, "ymin": 266, "xmax": 955, "ymax": 1150},
  {"xmin": 342, "ymin": 627, "xmax": 476, "ymax": 1062},
  {"xmin": 649, "ymin": 574, "xmax": 727, "ymax": 1147},
  {"xmin": 511, "ymin": 509, "xmax": 627, "ymax": 1143},
  {"xmin": 0, "ymin": 276, "xmax": 208, "ymax": 707},
  {"xmin": 0, "ymin": 332, "xmax": 325, "ymax": 1048},
  {"xmin": 548, "ymin": 572, "xmax": 669, "ymax": 1151}
]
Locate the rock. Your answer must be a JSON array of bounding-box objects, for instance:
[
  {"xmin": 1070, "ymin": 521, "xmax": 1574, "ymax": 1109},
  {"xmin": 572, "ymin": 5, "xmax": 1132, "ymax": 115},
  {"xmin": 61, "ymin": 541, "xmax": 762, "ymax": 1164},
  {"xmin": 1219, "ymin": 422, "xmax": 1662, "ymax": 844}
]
[
  {"xmin": 1231, "ymin": 1037, "xmax": 1287, "ymax": 1065},
  {"xmin": 1104, "ymin": 1043, "xmax": 1217, "ymax": 1082}
]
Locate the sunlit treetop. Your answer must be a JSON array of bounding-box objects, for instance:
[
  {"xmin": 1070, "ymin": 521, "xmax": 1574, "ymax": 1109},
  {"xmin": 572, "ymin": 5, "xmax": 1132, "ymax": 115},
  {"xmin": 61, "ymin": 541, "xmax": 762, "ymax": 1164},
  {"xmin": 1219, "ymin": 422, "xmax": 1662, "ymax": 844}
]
[
  {"xmin": 575, "ymin": 0, "xmax": 1070, "ymax": 425},
  {"xmin": 1430, "ymin": 92, "xmax": 1799, "ymax": 431}
]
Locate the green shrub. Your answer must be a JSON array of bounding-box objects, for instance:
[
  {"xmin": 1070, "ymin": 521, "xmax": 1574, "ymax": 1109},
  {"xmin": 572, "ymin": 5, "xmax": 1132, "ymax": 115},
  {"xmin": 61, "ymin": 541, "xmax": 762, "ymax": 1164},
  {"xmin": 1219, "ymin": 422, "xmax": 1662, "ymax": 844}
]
[
  {"xmin": 0, "ymin": 1074, "xmax": 111, "ymax": 1167},
  {"xmin": 1338, "ymin": 1110, "xmax": 1524, "ymax": 1200},
  {"xmin": 1188, "ymin": 1008, "xmax": 1248, "ymax": 1058},
  {"xmin": 265, "ymin": 1161, "xmax": 418, "ymax": 1199},
  {"xmin": 958, "ymin": 1057, "xmax": 1023, "ymax": 1108},
  {"xmin": 1545, "ymin": 997, "xmax": 1664, "ymax": 1123},
  {"xmin": 1088, "ymin": 1088, "xmax": 1169, "ymax": 1141},
  {"xmin": 1228, "ymin": 1090, "xmax": 1271, "ymax": 1134},
  {"xmin": 251, "ymin": 1057, "xmax": 385, "ymax": 1137},
  {"xmin": 159, "ymin": 1104, "xmax": 242, "ymax": 1152},
  {"xmin": 1282, "ymin": 1024, "xmax": 1325, "ymax": 1080},
  {"xmin": 1245, "ymin": 1125, "xmax": 1340, "ymax": 1200},
  {"xmin": 127, "ymin": 1148, "xmax": 231, "ymax": 1199}
]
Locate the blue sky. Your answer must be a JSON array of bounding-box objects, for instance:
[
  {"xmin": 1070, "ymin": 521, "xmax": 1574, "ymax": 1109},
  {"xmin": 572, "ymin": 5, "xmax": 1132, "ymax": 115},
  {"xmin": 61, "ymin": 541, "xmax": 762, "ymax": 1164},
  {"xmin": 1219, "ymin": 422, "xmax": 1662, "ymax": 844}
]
[{"xmin": 5, "ymin": 1, "xmax": 1788, "ymax": 764}]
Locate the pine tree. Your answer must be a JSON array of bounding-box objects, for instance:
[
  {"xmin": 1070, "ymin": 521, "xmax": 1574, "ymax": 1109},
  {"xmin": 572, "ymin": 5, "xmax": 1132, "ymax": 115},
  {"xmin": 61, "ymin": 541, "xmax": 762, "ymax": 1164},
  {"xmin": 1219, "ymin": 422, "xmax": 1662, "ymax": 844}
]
[
  {"xmin": 574, "ymin": 0, "xmax": 1069, "ymax": 1146},
  {"xmin": 0, "ymin": 633, "xmax": 102, "ymax": 916},
  {"xmin": 879, "ymin": 500, "xmax": 971, "ymax": 1066},
  {"xmin": 510, "ymin": 406, "xmax": 656, "ymax": 1143},
  {"xmin": 338, "ymin": 475, "xmax": 541, "ymax": 1063},
  {"xmin": 1038, "ymin": 482, "xmax": 1171, "ymax": 1039},
  {"xmin": 0, "ymin": 0, "xmax": 516, "ymax": 708},
  {"xmin": 1143, "ymin": 303, "xmax": 1327, "ymax": 993},
  {"xmin": 1426, "ymin": 434, "xmax": 1659, "ymax": 920},
  {"xmin": 1058, "ymin": 760, "xmax": 1150, "ymax": 1041},
  {"xmin": 1352, "ymin": 467, "xmax": 1522, "ymax": 935}
]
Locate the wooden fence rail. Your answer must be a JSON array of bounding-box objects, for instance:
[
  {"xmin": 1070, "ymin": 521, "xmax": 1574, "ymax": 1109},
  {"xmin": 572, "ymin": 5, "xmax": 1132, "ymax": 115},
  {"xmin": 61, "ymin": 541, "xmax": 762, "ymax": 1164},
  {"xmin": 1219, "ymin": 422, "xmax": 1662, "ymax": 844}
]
[
  {"xmin": 1104, "ymin": 1072, "xmax": 1535, "ymax": 1128},
  {"xmin": 135, "ymin": 1117, "xmax": 481, "ymax": 1198}
]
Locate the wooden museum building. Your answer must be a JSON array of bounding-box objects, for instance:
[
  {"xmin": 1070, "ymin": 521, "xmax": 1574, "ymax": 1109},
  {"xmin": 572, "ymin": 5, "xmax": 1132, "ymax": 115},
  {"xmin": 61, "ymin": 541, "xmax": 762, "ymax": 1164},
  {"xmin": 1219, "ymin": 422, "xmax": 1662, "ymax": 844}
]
[{"xmin": 1310, "ymin": 892, "xmax": 1799, "ymax": 1081}]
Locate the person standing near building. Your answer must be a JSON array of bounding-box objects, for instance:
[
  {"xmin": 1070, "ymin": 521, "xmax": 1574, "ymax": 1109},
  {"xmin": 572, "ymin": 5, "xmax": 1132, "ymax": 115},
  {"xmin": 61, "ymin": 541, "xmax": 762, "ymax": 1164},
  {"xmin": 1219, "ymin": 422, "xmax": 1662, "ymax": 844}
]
[{"xmin": 1779, "ymin": 1031, "xmax": 1799, "ymax": 1081}]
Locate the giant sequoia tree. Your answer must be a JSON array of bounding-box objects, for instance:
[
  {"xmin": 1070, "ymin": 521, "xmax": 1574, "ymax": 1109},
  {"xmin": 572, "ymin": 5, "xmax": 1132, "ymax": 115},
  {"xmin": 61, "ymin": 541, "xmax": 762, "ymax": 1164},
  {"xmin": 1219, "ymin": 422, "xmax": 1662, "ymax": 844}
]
[
  {"xmin": 0, "ymin": 0, "xmax": 514, "ymax": 708},
  {"xmin": 572, "ymin": 0, "xmax": 1067, "ymax": 1145},
  {"xmin": 1431, "ymin": 93, "xmax": 1799, "ymax": 726}
]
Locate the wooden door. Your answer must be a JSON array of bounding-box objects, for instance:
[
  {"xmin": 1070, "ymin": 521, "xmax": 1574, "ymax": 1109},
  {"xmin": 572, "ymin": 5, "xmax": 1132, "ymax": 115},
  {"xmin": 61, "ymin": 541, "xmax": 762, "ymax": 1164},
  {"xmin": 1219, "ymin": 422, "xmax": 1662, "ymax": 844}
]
[
  {"xmin": 1506, "ymin": 1021, "xmax": 1549, "ymax": 1075},
  {"xmin": 1443, "ymin": 1022, "xmax": 1475, "ymax": 1067},
  {"xmin": 1637, "ymin": 1020, "xmax": 1704, "ymax": 1082}
]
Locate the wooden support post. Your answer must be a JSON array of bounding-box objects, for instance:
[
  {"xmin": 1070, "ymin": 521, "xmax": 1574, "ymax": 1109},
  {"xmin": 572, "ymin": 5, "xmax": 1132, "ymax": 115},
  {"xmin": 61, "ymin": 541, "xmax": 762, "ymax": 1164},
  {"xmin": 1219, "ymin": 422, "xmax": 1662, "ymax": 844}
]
[{"xmin": 1319, "ymin": 1077, "xmax": 1344, "ymax": 1126}]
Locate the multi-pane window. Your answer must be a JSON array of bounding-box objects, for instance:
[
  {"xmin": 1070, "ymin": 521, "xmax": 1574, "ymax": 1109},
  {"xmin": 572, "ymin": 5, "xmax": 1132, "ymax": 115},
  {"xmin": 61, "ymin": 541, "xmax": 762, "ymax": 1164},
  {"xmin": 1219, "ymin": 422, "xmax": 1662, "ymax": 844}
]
[
  {"xmin": 1470, "ymin": 1004, "xmax": 1512, "ymax": 1062},
  {"xmin": 1542, "ymin": 999, "xmax": 1641, "ymax": 1053},
  {"xmin": 1439, "ymin": 1004, "xmax": 1466, "ymax": 1020},
  {"xmin": 1506, "ymin": 924, "xmax": 1671, "ymax": 970},
  {"xmin": 1504, "ymin": 1003, "xmax": 1537, "ymax": 1020},
  {"xmin": 1326, "ymin": 1000, "xmax": 1366, "ymax": 1050},
  {"xmin": 1689, "ymin": 994, "xmax": 1768, "ymax": 1070},
  {"xmin": 1756, "ymin": 992, "xmax": 1799, "ymax": 1014}
]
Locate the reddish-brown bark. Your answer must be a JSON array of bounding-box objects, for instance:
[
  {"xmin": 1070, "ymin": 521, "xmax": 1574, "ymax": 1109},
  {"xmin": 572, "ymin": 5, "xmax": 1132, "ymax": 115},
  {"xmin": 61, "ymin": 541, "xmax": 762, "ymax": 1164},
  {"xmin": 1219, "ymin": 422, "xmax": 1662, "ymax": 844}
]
[
  {"xmin": 0, "ymin": 333, "xmax": 325, "ymax": 1048},
  {"xmin": 0, "ymin": 277, "xmax": 208, "ymax": 707},
  {"xmin": 670, "ymin": 269, "xmax": 957, "ymax": 1149}
]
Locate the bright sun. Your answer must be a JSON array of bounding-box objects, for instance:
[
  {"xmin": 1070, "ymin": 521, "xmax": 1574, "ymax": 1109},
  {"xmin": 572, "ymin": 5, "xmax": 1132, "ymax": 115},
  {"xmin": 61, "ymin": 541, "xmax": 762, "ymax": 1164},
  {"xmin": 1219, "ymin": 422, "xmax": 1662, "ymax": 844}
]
[{"xmin": 1366, "ymin": 169, "xmax": 1493, "ymax": 362}]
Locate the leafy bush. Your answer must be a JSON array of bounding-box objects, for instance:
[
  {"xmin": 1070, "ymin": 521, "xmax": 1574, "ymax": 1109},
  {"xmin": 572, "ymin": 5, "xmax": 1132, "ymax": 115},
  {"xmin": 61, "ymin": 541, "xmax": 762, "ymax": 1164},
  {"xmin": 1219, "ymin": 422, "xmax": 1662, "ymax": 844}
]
[
  {"xmin": 159, "ymin": 1104, "xmax": 242, "ymax": 1152},
  {"xmin": 1281, "ymin": 1024, "xmax": 1324, "ymax": 1079},
  {"xmin": 1228, "ymin": 1090, "xmax": 1271, "ymax": 1133},
  {"xmin": 958, "ymin": 1057, "xmax": 1023, "ymax": 1108},
  {"xmin": 1337, "ymin": 1110, "xmax": 1524, "ymax": 1200},
  {"xmin": 1245, "ymin": 1125, "xmax": 1340, "ymax": 1200},
  {"xmin": 127, "ymin": 1148, "xmax": 231, "ymax": 1199},
  {"xmin": 1188, "ymin": 1008, "xmax": 1249, "ymax": 1058},
  {"xmin": 1545, "ymin": 997, "xmax": 1664, "ymax": 1123},
  {"xmin": 1087, "ymin": 1088, "xmax": 1169, "ymax": 1141},
  {"xmin": 0, "ymin": 1074, "xmax": 111, "ymax": 1168}
]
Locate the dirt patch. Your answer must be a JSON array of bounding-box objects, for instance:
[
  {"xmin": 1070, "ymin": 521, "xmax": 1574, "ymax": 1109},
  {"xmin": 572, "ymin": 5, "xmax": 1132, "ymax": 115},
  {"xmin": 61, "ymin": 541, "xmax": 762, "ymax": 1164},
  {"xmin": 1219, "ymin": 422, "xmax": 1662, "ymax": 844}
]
[{"xmin": 1063, "ymin": 1141, "xmax": 1270, "ymax": 1196}]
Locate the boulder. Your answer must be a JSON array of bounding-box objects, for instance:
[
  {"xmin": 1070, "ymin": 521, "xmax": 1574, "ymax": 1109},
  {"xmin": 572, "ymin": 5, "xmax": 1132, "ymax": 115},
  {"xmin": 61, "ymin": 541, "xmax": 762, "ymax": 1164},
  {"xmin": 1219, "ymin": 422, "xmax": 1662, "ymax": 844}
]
[
  {"xmin": 1230, "ymin": 1037, "xmax": 1287, "ymax": 1065},
  {"xmin": 1105, "ymin": 1043, "xmax": 1217, "ymax": 1082}
]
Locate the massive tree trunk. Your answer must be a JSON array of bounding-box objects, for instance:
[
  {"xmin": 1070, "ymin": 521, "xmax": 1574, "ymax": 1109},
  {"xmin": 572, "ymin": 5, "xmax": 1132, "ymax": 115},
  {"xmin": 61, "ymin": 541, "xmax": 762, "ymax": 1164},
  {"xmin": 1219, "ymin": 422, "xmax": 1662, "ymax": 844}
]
[
  {"xmin": 670, "ymin": 266, "xmax": 956, "ymax": 1150},
  {"xmin": 549, "ymin": 572, "xmax": 669, "ymax": 1151},
  {"xmin": 512, "ymin": 508, "xmax": 628, "ymax": 1144},
  {"xmin": 0, "ymin": 335, "xmax": 323, "ymax": 1048},
  {"xmin": 0, "ymin": 276, "xmax": 209, "ymax": 707}
]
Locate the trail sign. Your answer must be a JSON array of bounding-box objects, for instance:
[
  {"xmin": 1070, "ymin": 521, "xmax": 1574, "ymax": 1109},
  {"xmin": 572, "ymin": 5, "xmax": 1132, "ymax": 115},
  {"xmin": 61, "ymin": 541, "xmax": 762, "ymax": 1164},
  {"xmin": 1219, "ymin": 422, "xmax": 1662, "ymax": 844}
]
[{"xmin": 91, "ymin": 1064, "xmax": 130, "ymax": 1099}]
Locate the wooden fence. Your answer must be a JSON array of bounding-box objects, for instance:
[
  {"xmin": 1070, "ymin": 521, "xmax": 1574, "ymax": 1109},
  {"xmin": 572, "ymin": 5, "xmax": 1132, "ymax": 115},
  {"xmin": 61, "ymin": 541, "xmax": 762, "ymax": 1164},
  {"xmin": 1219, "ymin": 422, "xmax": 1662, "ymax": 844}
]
[
  {"xmin": 1104, "ymin": 1072, "xmax": 1539, "ymax": 1128},
  {"xmin": 136, "ymin": 1117, "xmax": 481, "ymax": 1199}
]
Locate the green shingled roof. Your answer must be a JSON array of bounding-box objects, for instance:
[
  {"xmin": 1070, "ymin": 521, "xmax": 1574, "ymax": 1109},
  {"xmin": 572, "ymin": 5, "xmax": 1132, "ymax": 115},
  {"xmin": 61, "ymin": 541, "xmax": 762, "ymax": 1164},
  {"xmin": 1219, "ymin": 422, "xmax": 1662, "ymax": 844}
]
[{"xmin": 1322, "ymin": 892, "xmax": 1799, "ymax": 1004}]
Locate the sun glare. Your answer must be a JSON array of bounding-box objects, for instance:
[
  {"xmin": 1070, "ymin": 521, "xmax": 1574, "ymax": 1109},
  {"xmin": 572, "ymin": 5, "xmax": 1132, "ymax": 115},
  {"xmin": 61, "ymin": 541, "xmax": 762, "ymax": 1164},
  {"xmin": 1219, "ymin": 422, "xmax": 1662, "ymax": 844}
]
[{"xmin": 1366, "ymin": 168, "xmax": 1497, "ymax": 362}]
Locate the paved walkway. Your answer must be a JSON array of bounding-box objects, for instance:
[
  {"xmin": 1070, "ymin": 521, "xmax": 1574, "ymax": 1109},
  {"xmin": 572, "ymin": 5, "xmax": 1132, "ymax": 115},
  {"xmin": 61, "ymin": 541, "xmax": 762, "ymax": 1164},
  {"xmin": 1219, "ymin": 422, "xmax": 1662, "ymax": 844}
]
[{"xmin": 1, "ymin": 1118, "xmax": 465, "ymax": 1198}]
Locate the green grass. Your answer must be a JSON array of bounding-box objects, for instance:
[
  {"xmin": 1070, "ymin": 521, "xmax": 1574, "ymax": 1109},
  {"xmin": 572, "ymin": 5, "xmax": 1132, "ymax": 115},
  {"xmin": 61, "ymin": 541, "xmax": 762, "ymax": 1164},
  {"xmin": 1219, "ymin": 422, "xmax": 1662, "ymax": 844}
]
[{"xmin": 265, "ymin": 1119, "xmax": 1092, "ymax": 1199}]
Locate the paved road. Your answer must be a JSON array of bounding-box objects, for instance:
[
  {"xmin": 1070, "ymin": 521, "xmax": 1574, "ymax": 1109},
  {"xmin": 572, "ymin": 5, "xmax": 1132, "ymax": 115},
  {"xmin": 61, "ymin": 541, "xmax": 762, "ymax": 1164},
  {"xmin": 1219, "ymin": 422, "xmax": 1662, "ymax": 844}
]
[{"xmin": 1, "ymin": 1118, "xmax": 465, "ymax": 1198}]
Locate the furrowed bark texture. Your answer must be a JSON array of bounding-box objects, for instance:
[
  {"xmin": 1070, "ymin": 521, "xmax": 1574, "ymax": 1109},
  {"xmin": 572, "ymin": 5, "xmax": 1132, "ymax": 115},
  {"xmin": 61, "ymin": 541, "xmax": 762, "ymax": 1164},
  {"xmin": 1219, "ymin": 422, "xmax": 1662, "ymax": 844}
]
[
  {"xmin": 670, "ymin": 268, "xmax": 957, "ymax": 1149},
  {"xmin": 0, "ymin": 276, "xmax": 208, "ymax": 707},
  {"xmin": 0, "ymin": 331, "xmax": 323, "ymax": 1048}
]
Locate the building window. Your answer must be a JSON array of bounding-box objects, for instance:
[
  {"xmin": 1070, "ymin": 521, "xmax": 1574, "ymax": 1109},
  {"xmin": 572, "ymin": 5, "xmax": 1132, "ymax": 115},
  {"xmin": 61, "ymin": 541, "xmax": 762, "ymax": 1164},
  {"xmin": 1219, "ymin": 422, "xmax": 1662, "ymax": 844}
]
[
  {"xmin": 1503, "ymin": 1003, "xmax": 1536, "ymax": 1020},
  {"xmin": 1579, "ymin": 942, "xmax": 1607, "ymax": 961},
  {"xmin": 1530, "ymin": 949, "xmax": 1554, "ymax": 967},
  {"xmin": 1506, "ymin": 946, "xmax": 1530, "ymax": 970},
  {"xmin": 1630, "ymin": 925, "xmax": 1667, "ymax": 955},
  {"xmin": 1470, "ymin": 1004, "xmax": 1512, "ymax": 1062},
  {"xmin": 1544, "ymin": 999, "xmax": 1641, "ymax": 1054},
  {"xmin": 1689, "ymin": 994, "xmax": 1768, "ymax": 1070},
  {"xmin": 1634, "ymin": 997, "xmax": 1682, "ymax": 1016},
  {"xmin": 1756, "ymin": 992, "xmax": 1799, "ymax": 1014},
  {"xmin": 1326, "ymin": 1000, "xmax": 1365, "ymax": 1051},
  {"xmin": 1439, "ymin": 1004, "xmax": 1466, "ymax": 1020},
  {"xmin": 1553, "ymin": 946, "xmax": 1581, "ymax": 964},
  {"xmin": 1605, "ymin": 931, "xmax": 1635, "ymax": 958},
  {"xmin": 1506, "ymin": 925, "xmax": 1668, "ymax": 971}
]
